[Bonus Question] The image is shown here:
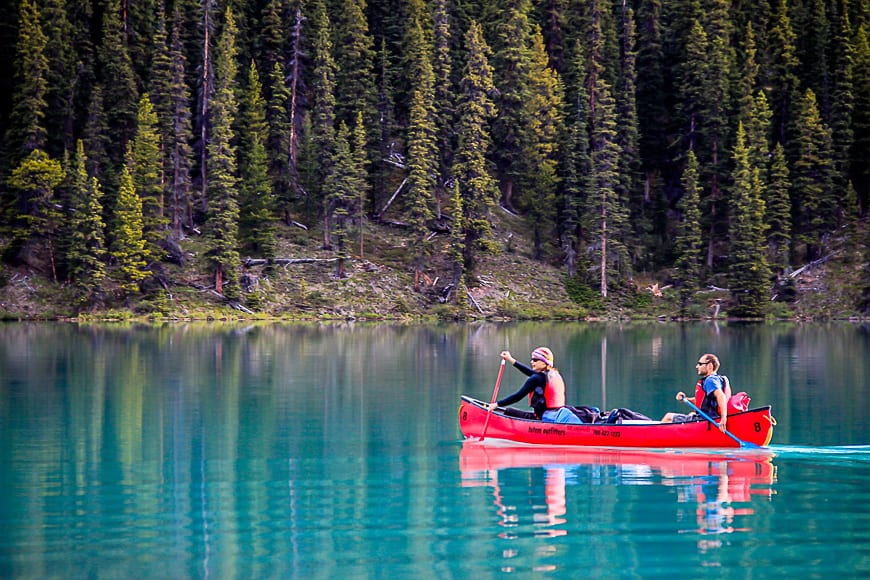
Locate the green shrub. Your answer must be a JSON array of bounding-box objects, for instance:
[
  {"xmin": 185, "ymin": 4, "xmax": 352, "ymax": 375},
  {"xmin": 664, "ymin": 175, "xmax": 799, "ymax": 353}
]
[{"xmin": 564, "ymin": 277, "xmax": 606, "ymax": 310}]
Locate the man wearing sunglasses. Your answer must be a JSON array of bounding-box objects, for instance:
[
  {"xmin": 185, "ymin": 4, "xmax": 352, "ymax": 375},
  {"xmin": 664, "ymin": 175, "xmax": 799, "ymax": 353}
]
[{"xmin": 660, "ymin": 353, "xmax": 729, "ymax": 432}]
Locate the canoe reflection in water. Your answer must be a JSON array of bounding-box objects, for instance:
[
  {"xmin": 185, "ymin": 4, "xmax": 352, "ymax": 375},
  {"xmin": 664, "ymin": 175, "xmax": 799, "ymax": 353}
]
[{"xmin": 459, "ymin": 442, "xmax": 777, "ymax": 544}]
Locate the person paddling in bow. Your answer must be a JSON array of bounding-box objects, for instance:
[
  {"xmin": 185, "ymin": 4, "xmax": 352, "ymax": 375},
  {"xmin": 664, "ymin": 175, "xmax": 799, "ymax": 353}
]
[
  {"xmin": 486, "ymin": 347, "xmax": 582, "ymax": 424},
  {"xmin": 661, "ymin": 353, "xmax": 729, "ymax": 432}
]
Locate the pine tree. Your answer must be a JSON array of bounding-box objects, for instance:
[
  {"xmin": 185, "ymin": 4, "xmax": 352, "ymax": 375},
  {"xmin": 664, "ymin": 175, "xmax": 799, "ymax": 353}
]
[
  {"xmin": 406, "ymin": 74, "xmax": 437, "ymax": 290},
  {"xmin": 149, "ymin": 5, "xmax": 174, "ymax": 181},
  {"xmin": 266, "ymin": 60, "xmax": 293, "ymax": 214},
  {"xmin": 766, "ymin": 143, "xmax": 792, "ymax": 275},
  {"xmin": 324, "ymin": 121, "xmax": 358, "ymax": 278},
  {"xmin": 82, "ymin": 85, "xmax": 111, "ymax": 183},
  {"xmin": 310, "ymin": 2, "xmax": 338, "ymax": 243},
  {"xmin": 517, "ymin": 26, "xmax": 563, "ymax": 260},
  {"xmin": 767, "ymin": 0, "xmax": 801, "ymax": 147},
  {"xmin": 449, "ymin": 181, "xmax": 468, "ymax": 308},
  {"xmin": 205, "ymin": 7, "xmax": 241, "ymax": 300},
  {"xmin": 796, "ymin": 0, "xmax": 831, "ymax": 116},
  {"xmin": 402, "ymin": 9, "xmax": 438, "ymax": 264},
  {"xmin": 131, "ymin": 94, "xmax": 167, "ymax": 262},
  {"xmin": 830, "ymin": 3, "xmax": 856, "ymax": 223},
  {"xmin": 166, "ymin": 11, "xmax": 194, "ymax": 239},
  {"xmin": 110, "ymin": 164, "xmax": 150, "ymax": 294},
  {"xmin": 729, "ymin": 123, "xmax": 769, "ymax": 317},
  {"xmin": 453, "ymin": 22, "xmax": 499, "ymax": 275},
  {"xmin": 635, "ymin": 0, "xmax": 669, "ymax": 181},
  {"xmin": 853, "ymin": 25, "xmax": 870, "ymax": 213},
  {"xmin": 98, "ymin": 0, "xmax": 139, "ymax": 171},
  {"xmin": 5, "ymin": 0, "xmax": 49, "ymax": 164},
  {"xmin": 65, "ymin": 140, "xmax": 106, "ymax": 303},
  {"xmin": 332, "ymin": 0, "xmax": 376, "ymax": 130},
  {"xmin": 351, "ymin": 111, "xmax": 368, "ymax": 257},
  {"xmin": 616, "ymin": 4, "xmax": 644, "ymax": 268},
  {"xmin": 432, "ymin": 0, "xmax": 455, "ymax": 194},
  {"xmin": 746, "ymin": 91, "xmax": 773, "ymax": 176},
  {"xmin": 677, "ymin": 20, "xmax": 708, "ymax": 154},
  {"xmin": 260, "ymin": 0, "xmax": 287, "ymax": 76},
  {"xmin": 674, "ymin": 149, "xmax": 703, "ymax": 311},
  {"xmin": 42, "ymin": 0, "xmax": 76, "ymax": 158},
  {"xmin": 586, "ymin": 6, "xmax": 628, "ymax": 298},
  {"xmin": 238, "ymin": 61, "xmax": 277, "ymax": 258},
  {"xmin": 8, "ymin": 150, "xmax": 65, "ymax": 280},
  {"xmin": 397, "ymin": 0, "xmax": 434, "ymax": 127},
  {"xmin": 491, "ymin": 0, "xmax": 532, "ymax": 211},
  {"xmin": 792, "ymin": 89, "xmax": 835, "ymax": 261},
  {"xmin": 559, "ymin": 41, "xmax": 592, "ymax": 280}
]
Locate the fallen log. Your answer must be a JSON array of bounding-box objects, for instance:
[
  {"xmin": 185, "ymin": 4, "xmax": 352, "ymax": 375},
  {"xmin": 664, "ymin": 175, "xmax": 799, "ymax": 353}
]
[{"xmin": 243, "ymin": 257, "xmax": 339, "ymax": 267}]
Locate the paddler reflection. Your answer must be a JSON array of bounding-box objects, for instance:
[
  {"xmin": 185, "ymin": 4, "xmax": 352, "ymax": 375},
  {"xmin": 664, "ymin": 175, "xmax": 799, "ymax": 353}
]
[{"xmin": 460, "ymin": 442, "xmax": 776, "ymax": 546}]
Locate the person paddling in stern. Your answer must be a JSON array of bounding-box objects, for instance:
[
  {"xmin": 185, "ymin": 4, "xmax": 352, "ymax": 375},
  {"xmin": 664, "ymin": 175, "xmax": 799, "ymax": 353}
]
[
  {"xmin": 661, "ymin": 353, "xmax": 729, "ymax": 432},
  {"xmin": 486, "ymin": 347, "xmax": 582, "ymax": 424}
]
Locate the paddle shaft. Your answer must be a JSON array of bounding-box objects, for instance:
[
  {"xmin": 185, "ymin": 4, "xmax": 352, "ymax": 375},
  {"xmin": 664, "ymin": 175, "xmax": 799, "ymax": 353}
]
[
  {"xmin": 679, "ymin": 395, "xmax": 758, "ymax": 448},
  {"xmin": 480, "ymin": 360, "xmax": 506, "ymax": 441}
]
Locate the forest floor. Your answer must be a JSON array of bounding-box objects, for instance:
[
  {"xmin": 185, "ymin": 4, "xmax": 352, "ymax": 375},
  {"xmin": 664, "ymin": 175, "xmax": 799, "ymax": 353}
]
[{"xmin": 0, "ymin": 209, "xmax": 867, "ymax": 322}]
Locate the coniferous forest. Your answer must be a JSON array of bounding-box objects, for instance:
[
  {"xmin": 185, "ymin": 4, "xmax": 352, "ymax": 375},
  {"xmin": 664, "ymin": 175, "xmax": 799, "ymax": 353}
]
[{"xmin": 0, "ymin": 0, "xmax": 868, "ymax": 318}]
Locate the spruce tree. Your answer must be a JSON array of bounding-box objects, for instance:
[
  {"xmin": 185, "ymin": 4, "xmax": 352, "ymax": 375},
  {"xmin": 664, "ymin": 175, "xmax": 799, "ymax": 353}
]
[
  {"xmin": 586, "ymin": 7, "xmax": 628, "ymax": 298},
  {"xmin": 131, "ymin": 94, "xmax": 167, "ymax": 262},
  {"xmin": 559, "ymin": 41, "xmax": 592, "ymax": 280},
  {"xmin": 616, "ymin": 5, "xmax": 644, "ymax": 268},
  {"xmin": 635, "ymin": 0, "xmax": 669, "ymax": 181},
  {"xmin": 432, "ymin": 0, "xmax": 455, "ymax": 194},
  {"xmin": 830, "ymin": 4, "xmax": 856, "ymax": 223},
  {"xmin": 518, "ymin": 26, "xmax": 563, "ymax": 260},
  {"xmin": 674, "ymin": 149, "xmax": 703, "ymax": 311},
  {"xmin": 766, "ymin": 143, "xmax": 792, "ymax": 275},
  {"xmin": 792, "ymin": 89, "xmax": 835, "ymax": 261},
  {"xmin": 746, "ymin": 91, "xmax": 773, "ymax": 177},
  {"xmin": 238, "ymin": 61, "xmax": 277, "ymax": 258},
  {"xmin": 729, "ymin": 123, "xmax": 769, "ymax": 317},
  {"xmin": 491, "ymin": 0, "xmax": 532, "ymax": 211},
  {"xmin": 166, "ymin": 11, "xmax": 194, "ymax": 239},
  {"xmin": 266, "ymin": 60, "xmax": 293, "ymax": 215},
  {"xmin": 767, "ymin": 0, "xmax": 801, "ymax": 147},
  {"xmin": 65, "ymin": 140, "xmax": 106, "ymax": 303},
  {"xmin": 449, "ymin": 181, "xmax": 468, "ymax": 308},
  {"xmin": 42, "ymin": 0, "xmax": 76, "ymax": 158},
  {"xmin": 110, "ymin": 164, "xmax": 150, "ymax": 294},
  {"xmin": 324, "ymin": 121, "xmax": 358, "ymax": 278},
  {"xmin": 98, "ymin": 0, "xmax": 139, "ymax": 171},
  {"xmin": 205, "ymin": 7, "xmax": 241, "ymax": 300},
  {"xmin": 407, "ymin": 78, "xmax": 437, "ymax": 290},
  {"xmin": 5, "ymin": 0, "xmax": 49, "ymax": 163},
  {"xmin": 852, "ymin": 26, "xmax": 870, "ymax": 212},
  {"xmin": 331, "ymin": 0, "xmax": 376, "ymax": 130},
  {"xmin": 82, "ymin": 85, "xmax": 111, "ymax": 183},
  {"xmin": 351, "ymin": 112, "xmax": 368, "ymax": 257},
  {"xmin": 310, "ymin": 2, "xmax": 337, "ymax": 213},
  {"xmin": 453, "ymin": 22, "xmax": 498, "ymax": 275}
]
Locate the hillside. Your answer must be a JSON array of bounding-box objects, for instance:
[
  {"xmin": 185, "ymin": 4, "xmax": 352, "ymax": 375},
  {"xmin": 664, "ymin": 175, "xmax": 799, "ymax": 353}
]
[{"xmin": 1, "ymin": 211, "xmax": 867, "ymax": 322}]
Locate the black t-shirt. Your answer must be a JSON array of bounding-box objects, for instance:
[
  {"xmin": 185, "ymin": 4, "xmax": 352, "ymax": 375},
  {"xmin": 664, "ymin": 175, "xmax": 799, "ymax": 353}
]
[{"xmin": 496, "ymin": 361, "xmax": 548, "ymax": 418}]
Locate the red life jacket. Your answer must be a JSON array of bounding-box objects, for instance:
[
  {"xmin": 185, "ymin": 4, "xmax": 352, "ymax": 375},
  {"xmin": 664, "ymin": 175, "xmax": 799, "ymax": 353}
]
[
  {"xmin": 693, "ymin": 374, "xmax": 730, "ymax": 415},
  {"xmin": 694, "ymin": 375, "xmax": 750, "ymax": 415},
  {"xmin": 529, "ymin": 369, "xmax": 566, "ymax": 408}
]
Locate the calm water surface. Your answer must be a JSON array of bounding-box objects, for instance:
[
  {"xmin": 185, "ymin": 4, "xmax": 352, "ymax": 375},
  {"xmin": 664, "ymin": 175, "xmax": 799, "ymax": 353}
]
[{"xmin": 1, "ymin": 322, "xmax": 868, "ymax": 578}]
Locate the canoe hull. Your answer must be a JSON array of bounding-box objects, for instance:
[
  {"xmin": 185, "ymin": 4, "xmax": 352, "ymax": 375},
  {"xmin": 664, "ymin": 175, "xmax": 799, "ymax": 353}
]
[{"xmin": 458, "ymin": 396, "xmax": 774, "ymax": 448}]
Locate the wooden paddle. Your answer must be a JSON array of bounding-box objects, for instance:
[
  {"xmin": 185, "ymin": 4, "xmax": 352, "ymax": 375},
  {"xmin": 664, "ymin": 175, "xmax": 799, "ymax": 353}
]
[
  {"xmin": 479, "ymin": 359, "xmax": 506, "ymax": 441},
  {"xmin": 679, "ymin": 395, "xmax": 759, "ymax": 448}
]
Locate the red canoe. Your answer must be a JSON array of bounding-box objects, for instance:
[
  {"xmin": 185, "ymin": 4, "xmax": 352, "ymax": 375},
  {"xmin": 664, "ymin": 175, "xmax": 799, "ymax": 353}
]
[{"xmin": 458, "ymin": 395, "xmax": 775, "ymax": 448}]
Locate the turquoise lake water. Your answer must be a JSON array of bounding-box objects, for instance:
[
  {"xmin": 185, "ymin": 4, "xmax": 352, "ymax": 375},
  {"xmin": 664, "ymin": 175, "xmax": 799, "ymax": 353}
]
[{"xmin": 1, "ymin": 322, "xmax": 868, "ymax": 577}]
